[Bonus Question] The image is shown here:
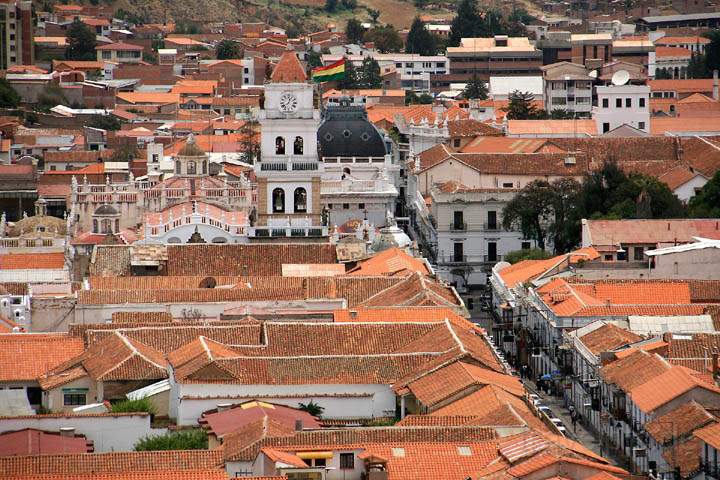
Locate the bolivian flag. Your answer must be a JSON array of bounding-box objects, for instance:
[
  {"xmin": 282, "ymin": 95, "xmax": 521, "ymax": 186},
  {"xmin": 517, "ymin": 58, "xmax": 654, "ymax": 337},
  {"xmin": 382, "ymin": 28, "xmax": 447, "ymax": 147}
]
[{"xmin": 312, "ymin": 59, "xmax": 345, "ymax": 83}]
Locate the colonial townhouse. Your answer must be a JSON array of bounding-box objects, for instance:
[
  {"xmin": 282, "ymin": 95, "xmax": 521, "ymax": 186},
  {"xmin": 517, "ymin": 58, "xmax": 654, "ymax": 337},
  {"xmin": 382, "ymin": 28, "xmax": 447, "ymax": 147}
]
[{"xmin": 407, "ymin": 145, "xmax": 588, "ymax": 288}]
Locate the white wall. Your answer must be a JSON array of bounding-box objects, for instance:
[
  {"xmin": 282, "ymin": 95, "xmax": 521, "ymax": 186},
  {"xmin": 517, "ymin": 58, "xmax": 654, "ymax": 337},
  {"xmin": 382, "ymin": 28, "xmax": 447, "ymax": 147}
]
[
  {"xmin": 674, "ymin": 175, "xmax": 707, "ymax": 202},
  {"xmin": 0, "ymin": 413, "xmax": 155, "ymax": 452},
  {"xmin": 175, "ymin": 383, "xmax": 396, "ymax": 426},
  {"xmin": 594, "ymin": 85, "xmax": 650, "ymax": 134}
]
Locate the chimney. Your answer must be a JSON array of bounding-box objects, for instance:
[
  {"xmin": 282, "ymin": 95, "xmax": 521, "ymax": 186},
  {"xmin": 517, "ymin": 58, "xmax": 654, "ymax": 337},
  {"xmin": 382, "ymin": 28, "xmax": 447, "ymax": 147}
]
[
  {"xmin": 713, "ymin": 70, "xmax": 719, "ymax": 101},
  {"xmin": 349, "ymin": 310, "xmax": 357, "ymax": 319},
  {"xmin": 59, "ymin": 427, "xmax": 75, "ymax": 438},
  {"xmin": 217, "ymin": 403, "xmax": 232, "ymax": 412},
  {"xmin": 295, "ymin": 419, "xmax": 304, "ymax": 431}
]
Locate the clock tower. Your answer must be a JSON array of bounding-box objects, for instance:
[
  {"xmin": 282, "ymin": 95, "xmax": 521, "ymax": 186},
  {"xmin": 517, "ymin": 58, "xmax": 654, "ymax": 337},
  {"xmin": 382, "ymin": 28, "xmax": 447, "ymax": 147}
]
[{"xmin": 252, "ymin": 50, "xmax": 326, "ymax": 239}]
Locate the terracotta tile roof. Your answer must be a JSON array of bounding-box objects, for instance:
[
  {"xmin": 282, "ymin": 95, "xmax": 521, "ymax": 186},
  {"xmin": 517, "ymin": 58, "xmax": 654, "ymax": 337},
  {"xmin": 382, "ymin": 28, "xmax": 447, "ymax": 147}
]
[
  {"xmin": 0, "ymin": 334, "xmax": 84, "ymax": 382},
  {"xmin": 356, "ymin": 441, "xmax": 498, "ymax": 480},
  {"xmin": 447, "ymin": 119, "xmax": 502, "ymax": 137},
  {"xmin": 662, "ymin": 437, "xmax": 702, "ymax": 477},
  {"xmin": 505, "ymin": 453, "xmax": 628, "ymax": 478},
  {"xmin": 0, "ymin": 253, "xmax": 65, "ymax": 270},
  {"xmin": 506, "ymin": 119, "xmax": 597, "ymax": 136},
  {"xmin": 223, "ymin": 425, "xmax": 497, "ymax": 462},
  {"xmin": 695, "ymin": 421, "xmax": 720, "ymax": 449},
  {"xmin": 396, "ymin": 361, "xmax": 523, "ymax": 409},
  {"xmin": 658, "ymin": 164, "xmax": 704, "ymax": 190},
  {"xmin": 652, "ymin": 116, "xmax": 720, "ymax": 135},
  {"xmin": 116, "ymin": 92, "xmax": 180, "ymax": 105},
  {"xmin": 270, "ymin": 51, "xmax": 306, "ymax": 83},
  {"xmin": 655, "ymin": 46, "xmax": 692, "ymax": 58},
  {"xmin": 601, "ymin": 350, "xmax": 671, "ymax": 392},
  {"xmin": 630, "ymin": 365, "xmax": 720, "ymax": 413},
  {"xmin": 585, "ymin": 219, "xmax": 720, "ymax": 245},
  {"xmin": 359, "ymin": 272, "xmax": 461, "ymax": 308},
  {"xmin": 4, "ymin": 472, "xmax": 229, "ymax": 480},
  {"xmin": 39, "ymin": 331, "xmax": 168, "ymax": 388},
  {"xmin": 416, "ymin": 149, "xmax": 589, "ymax": 176},
  {"xmin": 0, "ymin": 450, "xmax": 224, "ymax": 476},
  {"xmin": 655, "ymin": 35, "xmax": 709, "ymax": 45},
  {"xmin": 200, "ymin": 400, "xmax": 320, "ymax": 439},
  {"xmin": 645, "ymin": 401, "xmax": 716, "ymax": 444},
  {"xmin": 262, "ymin": 447, "xmax": 307, "ymax": 468},
  {"xmin": 0, "ymin": 429, "xmax": 92, "ymax": 456},
  {"xmin": 459, "ymin": 137, "xmax": 557, "ymax": 154},
  {"xmin": 346, "ymin": 248, "xmax": 431, "ymax": 276},
  {"xmin": 689, "ymin": 280, "xmax": 720, "ymax": 303},
  {"xmin": 332, "ymin": 307, "xmax": 467, "ymax": 324},
  {"xmin": 579, "ymin": 323, "xmax": 643, "ymax": 355},
  {"xmin": 497, "ymin": 247, "xmax": 599, "ymax": 288},
  {"xmin": 648, "ymin": 78, "xmax": 714, "ymax": 93}
]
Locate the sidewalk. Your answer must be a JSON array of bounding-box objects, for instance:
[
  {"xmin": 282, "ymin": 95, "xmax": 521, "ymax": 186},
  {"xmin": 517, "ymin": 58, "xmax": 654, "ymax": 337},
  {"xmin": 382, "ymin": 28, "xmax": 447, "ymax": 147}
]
[{"xmin": 523, "ymin": 379, "xmax": 617, "ymax": 465}]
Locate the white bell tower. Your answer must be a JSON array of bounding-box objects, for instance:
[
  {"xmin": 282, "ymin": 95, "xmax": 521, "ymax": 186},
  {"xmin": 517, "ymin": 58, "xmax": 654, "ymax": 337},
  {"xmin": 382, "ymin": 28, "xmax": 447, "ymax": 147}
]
[{"xmin": 253, "ymin": 50, "xmax": 326, "ymax": 239}]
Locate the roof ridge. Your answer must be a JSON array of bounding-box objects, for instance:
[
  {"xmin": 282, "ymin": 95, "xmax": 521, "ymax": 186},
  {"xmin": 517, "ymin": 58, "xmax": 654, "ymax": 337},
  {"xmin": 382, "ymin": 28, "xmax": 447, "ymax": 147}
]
[
  {"xmin": 116, "ymin": 331, "xmax": 167, "ymax": 371},
  {"xmin": 445, "ymin": 318, "xmax": 467, "ymax": 354}
]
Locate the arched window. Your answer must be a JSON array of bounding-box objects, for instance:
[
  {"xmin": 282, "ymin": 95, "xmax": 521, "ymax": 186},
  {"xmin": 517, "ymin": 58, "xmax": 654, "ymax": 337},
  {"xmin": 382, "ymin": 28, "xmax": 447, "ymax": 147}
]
[
  {"xmin": 187, "ymin": 161, "xmax": 196, "ymax": 175},
  {"xmin": 275, "ymin": 136, "xmax": 285, "ymax": 155},
  {"xmin": 93, "ymin": 219, "xmax": 98, "ymax": 233},
  {"xmin": 202, "ymin": 160, "xmax": 207, "ymax": 175},
  {"xmin": 294, "ymin": 187, "xmax": 307, "ymax": 213},
  {"xmin": 175, "ymin": 160, "xmax": 181, "ymax": 174},
  {"xmin": 115, "ymin": 219, "xmax": 120, "ymax": 232},
  {"xmin": 294, "ymin": 136, "xmax": 303, "ymax": 155},
  {"xmin": 272, "ymin": 188, "xmax": 285, "ymax": 213},
  {"xmin": 101, "ymin": 219, "xmax": 111, "ymax": 234}
]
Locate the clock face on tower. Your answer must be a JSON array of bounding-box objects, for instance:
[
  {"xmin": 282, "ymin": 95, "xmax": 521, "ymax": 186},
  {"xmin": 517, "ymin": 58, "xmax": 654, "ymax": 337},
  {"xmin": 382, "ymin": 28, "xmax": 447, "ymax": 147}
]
[{"xmin": 279, "ymin": 93, "xmax": 298, "ymax": 113}]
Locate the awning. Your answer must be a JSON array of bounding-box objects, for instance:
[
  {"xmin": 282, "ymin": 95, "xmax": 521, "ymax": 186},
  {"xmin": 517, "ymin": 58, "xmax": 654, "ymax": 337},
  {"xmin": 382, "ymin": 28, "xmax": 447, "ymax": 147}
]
[{"xmin": 297, "ymin": 451, "xmax": 333, "ymax": 460}]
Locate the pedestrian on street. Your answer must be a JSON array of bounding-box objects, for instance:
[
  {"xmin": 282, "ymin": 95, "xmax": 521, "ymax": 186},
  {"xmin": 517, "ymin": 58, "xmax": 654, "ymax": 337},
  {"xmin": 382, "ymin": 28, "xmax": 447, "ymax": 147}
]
[{"xmin": 570, "ymin": 408, "xmax": 578, "ymax": 433}]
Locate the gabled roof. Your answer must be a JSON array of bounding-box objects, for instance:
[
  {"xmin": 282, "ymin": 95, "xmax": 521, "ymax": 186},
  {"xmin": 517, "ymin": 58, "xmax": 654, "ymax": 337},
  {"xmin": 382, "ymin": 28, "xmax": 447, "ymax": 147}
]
[
  {"xmin": 270, "ymin": 51, "xmax": 306, "ymax": 83},
  {"xmin": 496, "ymin": 248, "xmax": 599, "ymax": 289},
  {"xmin": 629, "ymin": 365, "xmax": 720, "ymax": 413},
  {"xmin": 96, "ymin": 42, "xmax": 144, "ymax": 51},
  {"xmin": 645, "ymin": 401, "xmax": 716, "ymax": 444},
  {"xmin": 601, "ymin": 350, "xmax": 671, "ymax": 392},
  {"xmin": 0, "ymin": 334, "xmax": 84, "ymax": 382},
  {"xmin": 200, "ymin": 400, "xmax": 320, "ymax": 439},
  {"xmin": 347, "ymin": 248, "xmax": 430, "ymax": 276},
  {"xmin": 578, "ymin": 323, "xmax": 643, "ymax": 356}
]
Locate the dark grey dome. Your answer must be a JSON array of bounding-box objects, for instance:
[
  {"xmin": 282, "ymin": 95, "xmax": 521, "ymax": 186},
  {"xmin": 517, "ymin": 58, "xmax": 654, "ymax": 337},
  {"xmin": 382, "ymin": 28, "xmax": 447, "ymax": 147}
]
[
  {"xmin": 318, "ymin": 99, "xmax": 388, "ymax": 158},
  {"xmin": 94, "ymin": 204, "xmax": 119, "ymax": 216}
]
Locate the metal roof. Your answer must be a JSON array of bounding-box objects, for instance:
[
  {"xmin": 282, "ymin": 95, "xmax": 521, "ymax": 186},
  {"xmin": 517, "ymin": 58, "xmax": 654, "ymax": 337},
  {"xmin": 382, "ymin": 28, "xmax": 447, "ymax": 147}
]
[{"xmin": 628, "ymin": 315, "xmax": 715, "ymax": 334}]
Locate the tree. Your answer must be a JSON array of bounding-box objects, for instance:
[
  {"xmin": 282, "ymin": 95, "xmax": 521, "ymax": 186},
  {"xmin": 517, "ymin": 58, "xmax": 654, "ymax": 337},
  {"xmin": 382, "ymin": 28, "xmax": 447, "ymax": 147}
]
[
  {"xmin": 405, "ymin": 91, "xmax": 433, "ymax": 104},
  {"xmin": 548, "ymin": 178, "xmax": 583, "ymax": 253},
  {"xmin": 690, "ymin": 170, "xmax": 720, "ymax": 217},
  {"xmin": 654, "ymin": 68, "xmax": 672, "ymax": 80},
  {"xmin": 134, "ymin": 429, "xmax": 207, "ymax": 451},
  {"xmin": 504, "ymin": 91, "xmax": 543, "ymax": 120},
  {"xmin": 346, "ymin": 18, "xmax": 365, "ymax": 45},
  {"xmin": 462, "ymin": 74, "xmax": 488, "ymax": 100},
  {"xmin": 111, "ymin": 398, "xmax": 156, "ymax": 414},
  {"xmin": 337, "ymin": 59, "xmax": 359, "ymax": 89},
  {"xmin": 239, "ymin": 118, "xmax": 260, "ymax": 164},
  {"xmin": 175, "ymin": 20, "xmax": 199, "ymax": 34},
  {"xmin": 111, "ymin": 144, "xmax": 139, "ymax": 162},
  {"xmin": 357, "ymin": 56, "xmax": 382, "ymax": 88},
  {"xmin": 549, "ymin": 109, "xmax": 574, "ymax": 119},
  {"xmin": 87, "ymin": 114, "xmax": 121, "ymax": 131},
  {"xmin": 325, "ymin": 0, "xmax": 338, "ymax": 12},
  {"xmin": 704, "ymin": 29, "xmax": 720, "ymax": 73},
  {"xmin": 406, "ymin": 17, "xmax": 436, "ymax": 56},
  {"xmin": 298, "ymin": 400, "xmax": 324, "ymax": 417},
  {"xmin": 216, "ymin": 39, "xmax": 241, "ymax": 59},
  {"xmin": 0, "ymin": 78, "xmax": 20, "ymax": 108},
  {"xmin": 368, "ymin": 8, "xmax": 380, "ymax": 24},
  {"xmin": 687, "ymin": 53, "xmax": 710, "ymax": 79},
  {"xmin": 37, "ymin": 84, "xmax": 69, "ymax": 111},
  {"xmin": 504, "ymin": 248, "xmax": 551, "ymax": 264},
  {"xmin": 306, "ymin": 50, "xmax": 323, "ymax": 68},
  {"xmin": 364, "ymin": 25, "xmax": 403, "ymax": 53},
  {"xmin": 65, "ymin": 19, "xmax": 96, "ymax": 61},
  {"xmin": 503, "ymin": 180, "xmax": 555, "ymax": 251},
  {"xmin": 449, "ymin": 0, "xmax": 481, "ymax": 47}
]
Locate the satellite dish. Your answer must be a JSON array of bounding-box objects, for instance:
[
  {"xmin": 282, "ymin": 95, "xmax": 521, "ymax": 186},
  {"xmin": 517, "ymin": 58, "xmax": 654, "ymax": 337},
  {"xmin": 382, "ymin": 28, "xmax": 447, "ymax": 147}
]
[
  {"xmin": 589, "ymin": 70, "xmax": 598, "ymax": 79},
  {"xmin": 611, "ymin": 70, "xmax": 630, "ymax": 86}
]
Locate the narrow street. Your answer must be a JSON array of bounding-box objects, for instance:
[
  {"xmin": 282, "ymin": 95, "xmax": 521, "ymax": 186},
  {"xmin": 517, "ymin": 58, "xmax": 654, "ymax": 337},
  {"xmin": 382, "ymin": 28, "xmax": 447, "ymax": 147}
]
[{"xmin": 522, "ymin": 380, "xmax": 623, "ymax": 467}]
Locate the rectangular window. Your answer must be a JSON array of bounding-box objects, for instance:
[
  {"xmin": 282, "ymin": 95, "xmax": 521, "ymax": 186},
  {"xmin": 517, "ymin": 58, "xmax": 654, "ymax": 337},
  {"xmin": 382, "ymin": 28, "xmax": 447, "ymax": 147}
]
[
  {"xmin": 453, "ymin": 138, "xmax": 461, "ymax": 147},
  {"xmin": 602, "ymin": 122, "xmax": 610, "ymax": 133},
  {"xmin": 625, "ymin": 98, "xmax": 631, "ymax": 108},
  {"xmin": 453, "ymin": 242, "xmax": 464, "ymax": 262},
  {"xmin": 358, "ymin": 203, "xmax": 365, "ymax": 209},
  {"xmin": 634, "ymin": 246, "xmax": 645, "ymax": 261},
  {"xmin": 342, "ymin": 203, "xmax": 349, "ymax": 209},
  {"xmin": 521, "ymin": 241, "xmax": 531, "ymax": 250},
  {"xmin": 638, "ymin": 121, "xmax": 645, "ymax": 130},
  {"xmin": 453, "ymin": 211, "xmax": 464, "ymax": 230},
  {"xmin": 487, "ymin": 242, "xmax": 497, "ymax": 262},
  {"xmin": 63, "ymin": 388, "xmax": 88, "ymax": 406},
  {"xmin": 502, "ymin": 182, "xmax": 514, "ymax": 188},
  {"xmin": 602, "ymin": 98, "xmax": 609, "ymax": 108},
  {"xmin": 340, "ymin": 453, "xmax": 354, "ymax": 469},
  {"xmin": 639, "ymin": 97, "xmax": 646, "ymax": 107},
  {"xmin": 487, "ymin": 210, "xmax": 497, "ymax": 230},
  {"xmin": 615, "ymin": 98, "xmax": 622, "ymax": 108}
]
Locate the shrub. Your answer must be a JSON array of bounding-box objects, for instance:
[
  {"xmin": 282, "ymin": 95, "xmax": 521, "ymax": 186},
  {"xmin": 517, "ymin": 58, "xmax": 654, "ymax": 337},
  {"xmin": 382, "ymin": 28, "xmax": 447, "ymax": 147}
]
[
  {"xmin": 111, "ymin": 398, "xmax": 156, "ymax": 415},
  {"xmin": 134, "ymin": 429, "xmax": 208, "ymax": 451}
]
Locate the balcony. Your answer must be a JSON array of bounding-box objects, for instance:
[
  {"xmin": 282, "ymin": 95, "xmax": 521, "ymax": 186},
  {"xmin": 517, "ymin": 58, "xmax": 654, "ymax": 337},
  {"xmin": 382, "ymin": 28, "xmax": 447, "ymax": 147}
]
[
  {"xmin": 249, "ymin": 226, "xmax": 327, "ymax": 237},
  {"xmin": 482, "ymin": 222, "xmax": 501, "ymax": 231},
  {"xmin": 449, "ymin": 222, "xmax": 467, "ymax": 232},
  {"xmin": 483, "ymin": 255, "xmax": 502, "ymax": 263}
]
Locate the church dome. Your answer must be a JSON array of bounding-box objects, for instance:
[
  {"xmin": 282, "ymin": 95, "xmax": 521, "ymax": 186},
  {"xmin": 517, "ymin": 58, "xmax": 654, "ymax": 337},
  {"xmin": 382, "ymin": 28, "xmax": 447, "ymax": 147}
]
[
  {"xmin": 371, "ymin": 224, "xmax": 411, "ymax": 253},
  {"xmin": 94, "ymin": 204, "xmax": 119, "ymax": 216},
  {"xmin": 7, "ymin": 215, "xmax": 66, "ymax": 237},
  {"xmin": 318, "ymin": 98, "xmax": 388, "ymax": 158}
]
